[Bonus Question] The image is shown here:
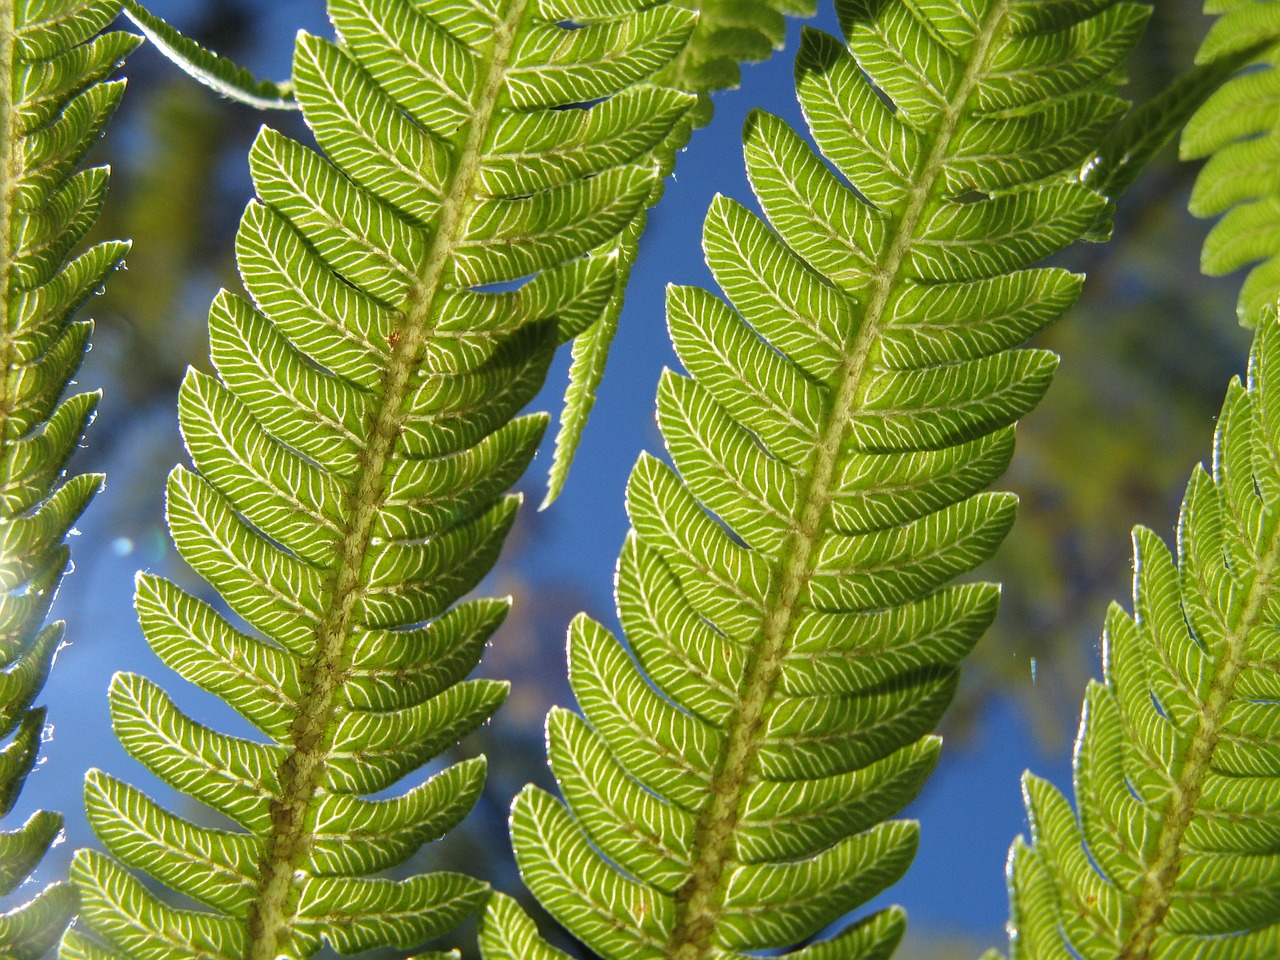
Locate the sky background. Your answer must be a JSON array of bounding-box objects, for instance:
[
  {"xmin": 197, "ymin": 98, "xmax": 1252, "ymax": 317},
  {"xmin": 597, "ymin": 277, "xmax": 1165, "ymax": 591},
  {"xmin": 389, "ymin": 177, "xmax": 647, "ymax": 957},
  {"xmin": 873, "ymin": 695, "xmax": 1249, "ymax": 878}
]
[{"xmin": 3, "ymin": 3, "xmax": 1251, "ymax": 958}]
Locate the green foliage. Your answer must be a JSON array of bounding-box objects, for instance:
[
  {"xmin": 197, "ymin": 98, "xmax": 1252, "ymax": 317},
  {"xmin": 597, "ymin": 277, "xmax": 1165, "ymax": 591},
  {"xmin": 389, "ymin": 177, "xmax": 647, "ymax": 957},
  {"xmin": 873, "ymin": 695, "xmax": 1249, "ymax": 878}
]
[
  {"xmin": 1005, "ymin": 314, "xmax": 1280, "ymax": 959},
  {"xmin": 479, "ymin": 1, "xmax": 1151, "ymax": 958},
  {"xmin": 60, "ymin": 1, "xmax": 707, "ymax": 958},
  {"xmin": 9, "ymin": 1, "xmax": 1279, "ymax": 958},
  {"xmin": 1181, "ymin": 0, "xmax": 1280, "ymax": 326},
  {"xmin": 1077, "ymin": 50, "xmax": 1247, "ymax": 241},
  {"xmin": 656, "ymin": 0, "xmax": 817, "ymax": 112},
  {"xmin": 119, "ymin": 0, "xmax": 297, "ymax": 110},
  {"xmin": 114, "ymin": 0, "xmax": 823, "ymax": 509},
  {"xmin": 0, "ymin": 1, "xmax": 137, "ymax": 956},
  {"xmin": 1002, "ymin": 3, "xmax": 1280, "ymax": 954}
]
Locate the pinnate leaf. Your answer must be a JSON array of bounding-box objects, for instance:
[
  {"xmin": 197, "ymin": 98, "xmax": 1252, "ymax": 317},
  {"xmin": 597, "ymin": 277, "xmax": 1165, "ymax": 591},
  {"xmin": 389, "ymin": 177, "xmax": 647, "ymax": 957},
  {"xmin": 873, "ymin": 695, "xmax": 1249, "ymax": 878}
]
[
  {"xmin": 485, "ymin": 2, "xmax": 1149, "ymax": 960},
  {"xmin": 1005, "ymin": 316, "xmax": 1280, "ymax": 959},
  {"xmin": 0, "ymin": 1, "xmax": 136, "ymax": 952}
]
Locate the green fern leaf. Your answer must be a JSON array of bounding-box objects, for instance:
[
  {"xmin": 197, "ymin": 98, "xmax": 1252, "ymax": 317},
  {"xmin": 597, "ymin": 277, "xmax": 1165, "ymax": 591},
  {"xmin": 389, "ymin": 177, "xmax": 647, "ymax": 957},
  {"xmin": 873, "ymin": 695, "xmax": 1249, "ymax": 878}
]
[
  {"xmin": 1181, "ymin": 0, "xmax": 1280, "ymax": 325},
  {"xmin": 1004, "ymin": 314, "xmax": 1280, "ymax": 959},
  {"xmin": 1079, "ymin": 52, "xmax": 1246, "ymax": 232},
  {"xmin": 63, "ymin": 2, "xmax": 700, "ymax": 959},
  {"xmin": 0, "ymin": 1, "xmax": 137, "ymax": 954},
  {"xmin": 657, "ymin": 0, "xmax": 819, "ymax": 112},
  {"xmin": 481, "ymin": 1, "xmax": 1150, "ymax": 958}
]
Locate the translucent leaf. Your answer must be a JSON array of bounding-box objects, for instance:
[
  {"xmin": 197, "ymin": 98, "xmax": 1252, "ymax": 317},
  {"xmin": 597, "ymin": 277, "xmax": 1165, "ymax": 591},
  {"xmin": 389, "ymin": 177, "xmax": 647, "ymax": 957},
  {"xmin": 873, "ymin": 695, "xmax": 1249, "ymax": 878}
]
[
  {"xmin": 121, "ymin": 0, "xmax": 296, "ymax": 109},
  {"xmin": 0, "ymin": 2, "xmax": 134, "ymax": 951},
  {"xmin": 1181, "ymin": 0, "xmax": 1280, "ymax": 325},
  {"xmin": 542, "ymin": 0, "xmax": 822, "ymax": 504},
  {"xmin": 498, "ymin": 3, "xmax": 1146, "ymax": 959}
]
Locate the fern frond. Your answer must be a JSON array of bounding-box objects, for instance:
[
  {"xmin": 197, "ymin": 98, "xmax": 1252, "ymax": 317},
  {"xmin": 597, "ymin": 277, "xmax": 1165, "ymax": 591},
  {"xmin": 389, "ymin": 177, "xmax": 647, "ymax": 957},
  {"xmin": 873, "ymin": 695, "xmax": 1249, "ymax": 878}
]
[
  {"xmin": 0, "ymin": 1, "xmax": 137, "ymax": 955},
  {"xmin": 481, "ymin": 1, "xmax": 1150, "ymax": 958},
  {"xmin": 1086, "ymin": 55, "xmax": 1235, "ymax": 204},
  {"xmin": 62, "ymin": 2, "xmax": 699, "ymax": 959},
  {"xmin": 543, "ymin": 0, "xmax": 818, "ymax": 507},
  {"xmin": 120, "ymin": 0, "xmax": 297, "ymax": 110},
  {"xmin": 1181, "ymin": 0, "xmax": 1280, "ymax": 326},
  {"xmin": 1004, "ymin": 314, "xmax": 1280, "ymax": 959}
]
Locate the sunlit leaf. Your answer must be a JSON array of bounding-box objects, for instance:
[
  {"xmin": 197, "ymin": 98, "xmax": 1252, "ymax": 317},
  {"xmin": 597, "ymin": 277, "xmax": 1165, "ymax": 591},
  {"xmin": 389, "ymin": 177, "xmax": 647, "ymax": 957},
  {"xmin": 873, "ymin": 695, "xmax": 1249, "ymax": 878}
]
[
  {"xmin": 1005, "ymin": 316, "xmax": 1280, "ymax": 959},
  {"xmin": 1182, "ymin": 0, "xmax": 1280, "ymax": 325},
  {"xmin": 482, "ymin": 2, "xmax": 1150, "ymax": 959},
  {"xmin": 70, "ymin": 1, "xmax": 699, "ymax": 958}
]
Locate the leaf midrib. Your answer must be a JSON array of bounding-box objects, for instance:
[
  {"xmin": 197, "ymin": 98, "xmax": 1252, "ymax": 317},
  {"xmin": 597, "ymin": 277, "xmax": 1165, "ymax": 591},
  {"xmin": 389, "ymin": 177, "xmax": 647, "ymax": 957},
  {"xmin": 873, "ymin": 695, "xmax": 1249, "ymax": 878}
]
[
  {"xmin": 665, "ymin": 7, "xmax": 1009, "ymax": 960},
  {"xmin": 241, "ymin": 3, "xmax": 529, "ymax": 956},
  {"xmin": 1117, "ymin": 512, "xmax": 1280, "ymax": 960},
  {"xmin": 0, "ymin": 0, "xmax": 18, "ymax": 483}
]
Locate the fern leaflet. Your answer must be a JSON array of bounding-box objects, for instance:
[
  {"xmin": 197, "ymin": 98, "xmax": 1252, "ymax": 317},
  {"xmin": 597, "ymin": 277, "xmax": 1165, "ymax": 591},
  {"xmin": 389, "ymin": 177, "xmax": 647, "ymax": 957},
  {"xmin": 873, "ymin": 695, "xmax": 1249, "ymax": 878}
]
[
  {"xmin": 0, "ymin": 1, "xmax": 136, "ymax": 956},
  {"xmin": 1181, "ymin": 0, "xmax": 1280, "ymax": 326},
  {"xmin": 478, "ymin": 1, "xmax": 1150, "ymax": 959},
  {"xmin": 119, "ymin": 0, "xmax": 297, "ymax": 111},
  {"xmin": 1004, "ymin": 314, "xmax": 1280, "ymax": 959},
  {"xmin": 1074, "ymin": 49, "xmax": 1248, "ymax": 243},
  {"xmin": 653, "ymin": 0, "xmax": 817, "ymax": 117},
  {"xmin": 61, "ymin": 2, "xmax": 700, "ymax": 958}
]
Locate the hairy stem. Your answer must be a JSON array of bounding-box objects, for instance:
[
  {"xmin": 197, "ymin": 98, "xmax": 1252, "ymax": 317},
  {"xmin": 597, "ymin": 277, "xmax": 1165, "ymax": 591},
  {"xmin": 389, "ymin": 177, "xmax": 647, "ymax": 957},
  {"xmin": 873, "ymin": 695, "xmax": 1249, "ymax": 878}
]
[
  {"xmin": 666, "ymin": 7, "xmax": 1009, "ymax": 960},
  {"xmin": 1117, "ymin": 539, "xmax": 1280, "ymax": 959},
  {"xmin": 0, "ymin": 0, "xmax": 17, "ymax": 458},
  {"xmin": 242, "ymin": 5, "xmax": 528, "ymax": 956}
]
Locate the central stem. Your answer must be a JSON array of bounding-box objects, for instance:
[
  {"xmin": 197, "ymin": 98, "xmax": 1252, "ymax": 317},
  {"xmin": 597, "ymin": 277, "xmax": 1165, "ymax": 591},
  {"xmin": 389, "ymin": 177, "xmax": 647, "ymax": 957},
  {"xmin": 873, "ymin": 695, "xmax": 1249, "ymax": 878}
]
[
  {"xmin": 243, "ymin": 5, "xmax": 528, "ymax": 957},
  {"xmin": 0, "ymin": 0, "xmax": 19, "ymax": 456},
  {"xmin": 665, "ymin": 10, "xmax": 1008, "ymax": 959}
]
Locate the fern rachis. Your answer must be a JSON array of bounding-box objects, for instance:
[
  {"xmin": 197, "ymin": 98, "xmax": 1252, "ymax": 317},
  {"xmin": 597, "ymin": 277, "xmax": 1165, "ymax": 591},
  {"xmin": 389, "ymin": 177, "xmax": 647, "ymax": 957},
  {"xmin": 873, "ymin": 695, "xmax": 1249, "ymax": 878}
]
[{"xmin": 231, "ymin": 13, "xmax": 528, "ymax": 945}]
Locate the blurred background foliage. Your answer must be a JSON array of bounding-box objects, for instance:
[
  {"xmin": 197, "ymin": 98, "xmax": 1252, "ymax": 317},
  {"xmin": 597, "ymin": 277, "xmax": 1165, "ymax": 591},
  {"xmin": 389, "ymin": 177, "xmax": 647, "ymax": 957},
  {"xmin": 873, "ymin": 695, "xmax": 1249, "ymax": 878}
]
[{"xmin": 3, "ymin": 0, "xmax": 1252, "ymax": 957}]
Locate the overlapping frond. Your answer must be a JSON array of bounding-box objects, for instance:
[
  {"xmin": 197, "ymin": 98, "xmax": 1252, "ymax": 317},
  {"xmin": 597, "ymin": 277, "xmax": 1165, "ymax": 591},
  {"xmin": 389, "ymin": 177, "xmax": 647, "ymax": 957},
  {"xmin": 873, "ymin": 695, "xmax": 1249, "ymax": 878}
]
[
  {"xmin": 543, "ymin": 0, "xmax": 818, "ymax": 506},
  {"xmin": 1081, "ymin": 52, "xmax": 1238, "ymax": 215},
  {"xmin": 481, "ymin": 2, "xmax": 1150, "ymax": 959},
  {"xmin": 1181, "ymin": 0, "xmax": 1280, "ymax": 325},
  {"xmin": 0, "ymin": 2, "xmax": 137, "ymax": 956},
  {"xmin": 61, "ymin": 2, "xmax": 699, "ymax": 958},
  {"xmin": 1005, "ymin": 315, "xmax": 1280, "ymax": 960}
]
